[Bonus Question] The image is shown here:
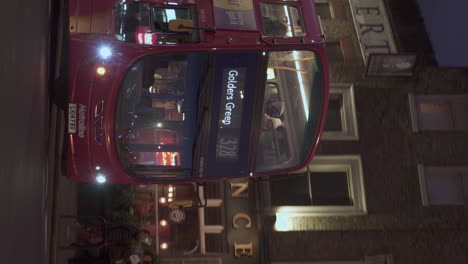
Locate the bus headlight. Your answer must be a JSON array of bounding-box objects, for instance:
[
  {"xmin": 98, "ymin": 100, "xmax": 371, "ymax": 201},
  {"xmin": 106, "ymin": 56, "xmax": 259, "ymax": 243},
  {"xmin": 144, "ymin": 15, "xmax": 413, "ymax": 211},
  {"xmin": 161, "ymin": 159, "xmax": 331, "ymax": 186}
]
[
  {"xmin": 98, "ymin": 46, "xmax": 112, "ymax": 59},
  {"xmin": 96, "ymin": 173, "xmax": 107, "ymax": 184}
]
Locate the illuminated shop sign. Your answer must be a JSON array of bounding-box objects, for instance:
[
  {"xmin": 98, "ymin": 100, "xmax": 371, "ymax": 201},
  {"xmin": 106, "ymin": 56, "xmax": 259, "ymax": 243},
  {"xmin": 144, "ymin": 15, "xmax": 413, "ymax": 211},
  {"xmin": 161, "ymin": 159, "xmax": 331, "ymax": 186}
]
[{"xmin": 349, "ymin": 0, "xmax": 398, "ymax": 62}]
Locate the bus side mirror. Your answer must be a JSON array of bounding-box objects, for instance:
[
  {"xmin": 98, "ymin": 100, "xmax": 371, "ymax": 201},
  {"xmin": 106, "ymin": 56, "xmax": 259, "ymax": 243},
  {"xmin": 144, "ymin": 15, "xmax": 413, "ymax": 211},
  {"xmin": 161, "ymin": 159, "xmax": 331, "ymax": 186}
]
[{"xmin": 168, "ymin": 19, "xmax": 194, "ymax": 32}]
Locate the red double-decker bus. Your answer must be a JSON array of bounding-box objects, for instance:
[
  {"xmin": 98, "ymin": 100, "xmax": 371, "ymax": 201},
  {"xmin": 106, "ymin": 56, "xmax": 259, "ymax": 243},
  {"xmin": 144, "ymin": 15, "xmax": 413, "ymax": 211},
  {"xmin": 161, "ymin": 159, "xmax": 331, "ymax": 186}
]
[{"xmin": 65, "ymin": 0, "xmax": 329, "ymax": 184}]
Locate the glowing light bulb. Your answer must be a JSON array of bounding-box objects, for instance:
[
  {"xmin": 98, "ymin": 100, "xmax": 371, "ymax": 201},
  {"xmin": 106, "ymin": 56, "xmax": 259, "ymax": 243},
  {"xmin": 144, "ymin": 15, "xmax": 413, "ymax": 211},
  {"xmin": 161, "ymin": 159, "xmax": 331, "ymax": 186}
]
[{"xmin": 96, "ymin": 67, "xmax": 106, "ymax": 75}]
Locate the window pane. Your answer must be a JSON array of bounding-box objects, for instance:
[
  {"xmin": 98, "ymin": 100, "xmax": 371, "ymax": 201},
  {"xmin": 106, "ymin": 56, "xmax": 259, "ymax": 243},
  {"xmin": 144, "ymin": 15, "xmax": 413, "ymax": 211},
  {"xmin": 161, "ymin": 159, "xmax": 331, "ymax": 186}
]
[
  {"xmin": 270, "ymin": 173, "xmax": 311, "ymax": 206},
  {"xmin": 325, "ymin": 94, "xmax": 343, "ymax": 131},
  {"xmin": 260, "ymin": 3, "xmax": 304, "ymax": 37},
  {"xmin": 310, "ymin": 172, "xmax": 352, "ymax": 205},
  {"xmin": 452, "ymin": 102, "xmax": 468, "ymax": 129},
  {"xmin": 157, "ymin": 185, "xmax": 200, "ymax": 256},
  {"xmin": 256, "ymin": 51, "xmax": 322, "ymax": 172},
  {"xmin": 116, "ymin": 53, "xmax": 205, "ymax": 178},
  {"xmin": 316, "ymin": 3, "xmax": 332, "ymax": 19},
  {"xmin": 114, "ymin": 3, "xmax": 200, "ymax": 44},
  {"xmin": 415, "ymin": 95, "xmax": 468, "ymax": 131},
  {"xmin": 426, "ymin": 169, "xmax": 465, "ymax": 204},
  {"xmin": 326, "ymin": 42, "xmax": 344, "ymax": 62},
  {"xmin": 418, "ymin": 102, "xmax": 454, "ymax": 130}
]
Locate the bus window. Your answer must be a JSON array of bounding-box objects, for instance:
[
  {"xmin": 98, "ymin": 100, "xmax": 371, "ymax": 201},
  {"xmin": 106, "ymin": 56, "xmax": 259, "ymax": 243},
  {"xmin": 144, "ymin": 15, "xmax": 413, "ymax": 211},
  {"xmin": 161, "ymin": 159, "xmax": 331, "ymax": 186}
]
[
  {"xmin": 260, "ymin": 3, "xmax": 305, "ymax": 37},
  {"xmin": 256, "ymin": 50, "xmax": 322, "ymax": 172},
  {"xmin": 114, "ymin": 3, "xmax": 199, "ymax": 45},
  {"xmin": 116, "ymin": 53, "xmax": 207, "ymax": 180}
]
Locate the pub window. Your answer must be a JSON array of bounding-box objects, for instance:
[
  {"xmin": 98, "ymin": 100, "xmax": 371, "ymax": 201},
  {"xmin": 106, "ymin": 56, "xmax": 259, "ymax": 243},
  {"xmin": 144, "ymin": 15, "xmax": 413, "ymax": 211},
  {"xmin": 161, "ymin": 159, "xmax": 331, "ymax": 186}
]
[
  {"xmin": 266, "ymin": 155, "xmax": 366, "ymax": 216},
  {"xmin": 418, "ymin": 165, "xmax": 468, "ymax": 206},
  {"xmin": 315, "ymin": 3, "xmax": 332, "ymax": 19},
  {"xmin": 325, "ymin": 94, "xmax": 343, "ymax": 131},
  {"xmin": 409, "ymin": 94, "xmax": 468, "ymax": 131},
  {"xmin": 322, "ymin": 84, "xmax": 359, "ymax": 140},
  {"xmin": 326, "ymin": 42, "xmax": 345, "ymax": 63}
]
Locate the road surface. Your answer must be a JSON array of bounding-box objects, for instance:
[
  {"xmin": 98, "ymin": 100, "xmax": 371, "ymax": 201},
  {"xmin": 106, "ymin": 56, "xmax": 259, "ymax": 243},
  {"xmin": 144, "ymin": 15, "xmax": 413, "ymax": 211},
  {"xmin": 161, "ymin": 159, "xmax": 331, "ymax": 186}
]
[{"xmin": 0, "ymin": 1, "xmax": 52, "ymax": 263}]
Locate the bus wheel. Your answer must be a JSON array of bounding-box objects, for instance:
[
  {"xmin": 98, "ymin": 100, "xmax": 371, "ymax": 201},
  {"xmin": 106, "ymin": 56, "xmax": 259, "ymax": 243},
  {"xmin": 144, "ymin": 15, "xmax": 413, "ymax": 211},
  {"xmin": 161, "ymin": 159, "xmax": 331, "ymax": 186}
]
[{"xmin": 51, "ymin": 76, "xmax": 68, "ymax": 110}]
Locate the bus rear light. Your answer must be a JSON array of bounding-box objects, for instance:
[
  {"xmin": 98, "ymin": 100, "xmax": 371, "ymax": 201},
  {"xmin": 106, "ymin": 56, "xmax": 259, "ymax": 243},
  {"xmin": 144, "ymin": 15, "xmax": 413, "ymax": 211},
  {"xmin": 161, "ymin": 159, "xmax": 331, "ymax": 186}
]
[{"xmin": 96, "ymin": 67, "xmax": 106, "ymax": 76}]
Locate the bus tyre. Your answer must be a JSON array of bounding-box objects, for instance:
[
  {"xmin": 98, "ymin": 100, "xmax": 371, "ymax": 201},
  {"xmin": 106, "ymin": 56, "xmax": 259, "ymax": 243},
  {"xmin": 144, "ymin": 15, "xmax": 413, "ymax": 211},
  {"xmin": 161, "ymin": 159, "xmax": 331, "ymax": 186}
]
[{"xmin": 52, "ymin": 76, "xmax": 68, "ymax": 110}]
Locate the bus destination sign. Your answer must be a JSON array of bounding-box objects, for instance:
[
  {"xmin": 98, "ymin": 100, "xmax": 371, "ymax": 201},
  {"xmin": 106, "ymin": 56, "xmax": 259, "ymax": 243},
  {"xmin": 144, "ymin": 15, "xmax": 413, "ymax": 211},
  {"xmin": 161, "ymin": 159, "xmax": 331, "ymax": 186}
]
[{"xmin": 216, "ymin": 68, "xmax": 246, "ymax": 161}]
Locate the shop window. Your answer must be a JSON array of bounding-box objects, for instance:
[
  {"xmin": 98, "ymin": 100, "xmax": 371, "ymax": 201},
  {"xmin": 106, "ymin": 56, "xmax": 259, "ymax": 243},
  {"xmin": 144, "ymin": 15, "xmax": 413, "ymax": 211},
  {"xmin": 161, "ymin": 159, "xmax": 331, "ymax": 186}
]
[
  {"xmin": 409, "ymin": 94, "xmax": 468, "ymax": 131},
  {"xmin": 322, "ymin": 84, "xmax": 359, "ymax": 140},
  {"xmin": 267, "ymin": 155, "xmax": 366, "ymax": 216},
  {"xmin": 418, "ymin": 165, "xmax": 468, "ymax": 205},
  {"xmin": 326, "ymin": 42, "xmax": 345, "ymax": 63}
]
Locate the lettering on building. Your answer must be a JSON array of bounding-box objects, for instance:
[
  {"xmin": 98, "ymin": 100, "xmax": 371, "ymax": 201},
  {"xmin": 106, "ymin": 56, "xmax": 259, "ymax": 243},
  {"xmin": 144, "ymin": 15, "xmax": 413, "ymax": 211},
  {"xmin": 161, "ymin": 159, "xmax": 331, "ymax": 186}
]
[
  {"xmin": 349, "ymin": 0, "xmax": 397, "ymax": 62},
  {"xmin": 229, "ymin": 180, "xmax": 255, "ymax": 258}
]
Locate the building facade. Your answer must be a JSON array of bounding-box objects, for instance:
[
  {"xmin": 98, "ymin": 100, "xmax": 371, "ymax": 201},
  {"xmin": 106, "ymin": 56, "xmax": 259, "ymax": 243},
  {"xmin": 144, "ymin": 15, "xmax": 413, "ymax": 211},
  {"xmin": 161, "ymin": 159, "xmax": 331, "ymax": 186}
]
[{"xmin": 261, "ymin": 0, "xmax": 468, "ymax": 263}]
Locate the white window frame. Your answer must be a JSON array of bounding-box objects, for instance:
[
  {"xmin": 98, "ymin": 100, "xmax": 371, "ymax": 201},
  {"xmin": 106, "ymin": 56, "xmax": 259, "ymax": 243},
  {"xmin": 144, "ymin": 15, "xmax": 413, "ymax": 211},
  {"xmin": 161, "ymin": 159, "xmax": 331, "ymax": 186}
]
[
  {"xmin": 418, "ymin": 164, "xmax": 468, "ymax": 206},
  {"xmin": 271, "ymin": 155, "xmax": 367, "ymax": 216},
  {"xmin": 322, "ymin": 83, "xmax": 359, "ymax": 141}
]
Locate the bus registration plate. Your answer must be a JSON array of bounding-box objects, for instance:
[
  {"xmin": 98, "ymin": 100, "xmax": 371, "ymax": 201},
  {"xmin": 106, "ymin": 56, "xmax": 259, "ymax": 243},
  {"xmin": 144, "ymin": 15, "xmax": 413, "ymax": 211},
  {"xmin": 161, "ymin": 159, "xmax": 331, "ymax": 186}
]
[{"xmin": 68, "ymin": 104, "xmax": 77, "ymax": 133}]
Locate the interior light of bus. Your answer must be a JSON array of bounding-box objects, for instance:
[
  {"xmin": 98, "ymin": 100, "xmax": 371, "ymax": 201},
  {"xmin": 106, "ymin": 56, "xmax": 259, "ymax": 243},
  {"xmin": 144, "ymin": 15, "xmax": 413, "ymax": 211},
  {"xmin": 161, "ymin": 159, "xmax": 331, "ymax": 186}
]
[
  {"xmin": 168, "ymin": 192, "xmax": 173, "ymax": 198},
  {"xmin": 160, "ymin": 220, "xmax": 168, "ymax": 226},
  {"xmin": 160, "ymin": 243, "xmax": 168, "ymax": 250},
  {"xmin": 168, "ymin": 186, "xmax": 174, "ymax": 193},
  {"xmin": 168, "ymin": 198, "xmax": 173, "ymax": 202},
  {"xmin": 267, "ymin": 68, "xmax": 275, "ymax": 79},
  {"xmin": 98, "ymin": 46, "xmax": 112, "ymax": 59},
  {"xmin": 96, "ymin": 67, "xmax": 106, "ymax": 76},
  {"xmin": 96, "ymin": 173, "xmax": 106, "ymax": 184},
  {"xmin": 293, "ymin": 51, "xmax": 309, "ymax": 119},
  {"xmin": 137, "ymin": 33, "xmax": 144, "ymax": 44},
  {"xmin": 159, "ymin": 197, "xmax": 167, "ymax": 204}
]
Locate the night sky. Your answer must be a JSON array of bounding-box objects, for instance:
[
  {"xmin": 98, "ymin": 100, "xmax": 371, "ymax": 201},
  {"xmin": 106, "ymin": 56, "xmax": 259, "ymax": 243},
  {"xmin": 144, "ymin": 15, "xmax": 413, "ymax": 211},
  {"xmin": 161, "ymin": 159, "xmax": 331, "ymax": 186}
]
[{"xmin": 416, "ymin": 0, "xmax": 468, "ymax": 67}]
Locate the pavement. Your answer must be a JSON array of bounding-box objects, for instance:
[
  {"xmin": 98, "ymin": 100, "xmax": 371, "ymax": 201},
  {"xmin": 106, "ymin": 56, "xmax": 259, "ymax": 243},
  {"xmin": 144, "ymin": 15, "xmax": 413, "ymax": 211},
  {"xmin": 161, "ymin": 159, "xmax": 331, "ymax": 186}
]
[{"xmin": 47, "ymin": 104, "xmax": 80, "ymax": 264}]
